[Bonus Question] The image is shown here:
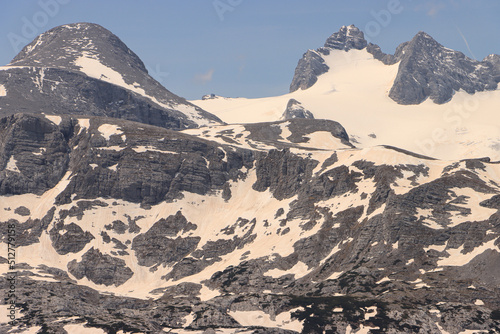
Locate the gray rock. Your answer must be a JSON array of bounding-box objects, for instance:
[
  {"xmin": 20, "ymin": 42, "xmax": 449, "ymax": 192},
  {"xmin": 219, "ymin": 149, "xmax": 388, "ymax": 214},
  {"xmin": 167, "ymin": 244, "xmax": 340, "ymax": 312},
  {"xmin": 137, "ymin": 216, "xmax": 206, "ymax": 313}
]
[
  {"xmin": 0, "ymin": 114, "xmax": 70, "ymax": 195},
  {"xmin": 281, "ymin": 99, "xmax": 314, "ymax": 120},
  {"xmin": 389, "ymin": 32, "xmax": 499, "ymax": 104},
  {"xmin": 49, "ymin": 221, "xmax": 95, "ymax": 255},
  {"xmin": 323, "ymin": 24, "xmax": 368, "ymax": 51},
  {"xmin": 132, "ymin": 211, "xmax": 200, "ymax": 268},
  {"xmin": 67, "ymin": 247, "xmax": 133, "ymax": 286},
  {"xmin": 289, "ymin": 49, "xmax": 329, "ymax": 92},
  {"xmin": 14, "ymin": 206, "xmax": 30, "ymax": 216}
]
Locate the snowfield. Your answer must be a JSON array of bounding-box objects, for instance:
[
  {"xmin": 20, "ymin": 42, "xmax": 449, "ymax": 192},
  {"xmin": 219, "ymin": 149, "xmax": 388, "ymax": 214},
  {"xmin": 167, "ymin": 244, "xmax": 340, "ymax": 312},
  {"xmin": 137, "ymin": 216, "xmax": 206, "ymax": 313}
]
[{"xmin": 192, "ymin": 49, "xmax": 500, "ymax": 161}]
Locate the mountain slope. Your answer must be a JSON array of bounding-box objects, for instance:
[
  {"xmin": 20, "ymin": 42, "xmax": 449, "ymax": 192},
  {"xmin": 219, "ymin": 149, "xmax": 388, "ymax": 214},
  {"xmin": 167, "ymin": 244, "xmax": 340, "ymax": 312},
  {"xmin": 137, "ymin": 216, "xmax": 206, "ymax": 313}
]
[
  {"xmin": 0, "ymin": 23, "xmax": 222, "ymax": 129},
  {"xmin": 193, "ymin": 28, "xmax": 500, "ymax": 161},
  {"xmin": 290, "ymin": 25, "xmax": 500, "ymax": 105},
  {"xmin": 1, "ymin": 112, "xmax": 500, "ymax": 333}
]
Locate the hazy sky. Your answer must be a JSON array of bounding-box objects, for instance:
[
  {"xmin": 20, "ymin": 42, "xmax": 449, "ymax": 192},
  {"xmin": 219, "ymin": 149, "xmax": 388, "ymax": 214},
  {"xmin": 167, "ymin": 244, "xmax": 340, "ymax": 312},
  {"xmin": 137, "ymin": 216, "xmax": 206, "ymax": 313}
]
[{"xmin": 1, "ymin": 0, "xmax": 499, "ymax": 99}]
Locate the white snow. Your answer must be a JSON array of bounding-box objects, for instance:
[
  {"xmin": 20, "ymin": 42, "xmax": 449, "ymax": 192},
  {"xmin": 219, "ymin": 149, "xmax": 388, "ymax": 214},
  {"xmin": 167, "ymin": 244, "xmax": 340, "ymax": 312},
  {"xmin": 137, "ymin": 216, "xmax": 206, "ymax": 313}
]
[
  {"xmin": 354, "ymin": 324, "xmax": 381, "ymax": 334},
  {"xmin": 45, "ymin": 114, "xmax": 62, "ymax": 125},
  {"xmin": 77, "ymin": 118, "xmax": 90, "ymax": 134},
  {"xmin": 182, "ymin": 312, "xmax": 195, "ymax": 327},
  {"xmin": 474, "ymin": 299, "xmax": 485, "ymax": 306},
  {"xmin": 131, "ymin": 146, "xmax": 178, "ymax": 154},
  {"xmin": 98, "ymin": 124, "xmax": 123, "ymax": 140},
  {"xmin": 302, "ymin": 131, "xmax": 350, "ymax": 150},
  {"xmin": 0, "ymin": 84, "xmax": 6, "ymax": 96},
  {"xmin": 192, "ymin": 48, "xmax": 500, "ymax": 161},
  {"xmin": 446, "ymin": 188, "xmax": 497, "ymax": 227},
  {"xmin": 437, "ymin": 238, "xmax": 500, "ymax": 266},
  {"xmin": 264, "ymin": 262, "xmax": 311, "ymax": 279},
  {"xmin": 376, "ymin": 277, "xmax": 392, "ymax": 284},
  {"xmin": 364, "ymin": 306, "xmax": 377, "ymax": 320},
  {"xmin": 424, "ymin": 242, "xmax": 448, "ymax": 253},
  {"xmin": 6, "ymin": 156, "xmax": 20, "ymax": 173},
  {"xmin": 328, "ymin": 271, "xmax": 343, "ymax": 280},
  {"xmin": 63, "ymin": 324, "xmax": 106, "ymax": 334},
  {"xmin": 229, "ymin": 308, "xmax": 303, "ymax": 332},
  {"xmin": 198, "ymin": 285, "xmax": 221, "ymax": 301},
  {"xmin": 73, "ymin": 53, "xmax": 219, "ymax": 127}
]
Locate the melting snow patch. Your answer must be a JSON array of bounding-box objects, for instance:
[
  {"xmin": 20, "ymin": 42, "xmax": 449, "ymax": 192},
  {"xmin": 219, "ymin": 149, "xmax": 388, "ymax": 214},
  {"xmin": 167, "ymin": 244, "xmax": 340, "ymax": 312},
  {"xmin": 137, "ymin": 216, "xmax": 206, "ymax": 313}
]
[
  {"xmin": 131, "ymin": 146, "xmax": 178, "ymax": 154},
  {"xmin": 364, "ymin": 306, "xmax": 377, "ymax": 320},
  {"xmin": 77, "ymin": 118, "xmax": 90, "ymax": 134},
  {"xmin": 264, "ymin": 262, "xmax": 310, "ymax": 279},
  {"xmin": 328, "ymin": 271, "xmax": 343, "ymax": 280},
  {"xmin": 0, "ymin": 84, "xmax": 6, "ymax": 96},
  {"xmin": 355, "ymin": 324, "xmax": 381, "ymax": 334},
  {"xmin": 376, "ymin": 276, "xmax": 391, "ymax": 284},
  {"xmin": 45, "ymin": 114, "xmax": 62, "ymax": 125},
  {"xmin": 424, "ymin": 242, "xmax": 448, "ymax": 253},
  {"xmin": 63, "ymin": 324, "xmax": 106, "ymax": 333},
  {"xmin": 98, "ymin": 124, "xmax": 123, "ymax": 140},
  {"xmin": 6, "ymin": 156, "xmax": 20, "ymax": 173},
  {"xmin": 474, "ymin": 299, "xmax": 485, "ymax": 306},
  {"xmin": 199, "ymin": 284, "xmax": 220, "ymax": 302},
  {"xmin": 182, "ymin": 312, "xmax": 195, "ymax": 327},
  {"xmin": 437, "ymin": 238, "xmax": 500, "ymax": 267},
  {"xmin": 229, "ymin": 309, "xmax": 303, "ymax": 332}
]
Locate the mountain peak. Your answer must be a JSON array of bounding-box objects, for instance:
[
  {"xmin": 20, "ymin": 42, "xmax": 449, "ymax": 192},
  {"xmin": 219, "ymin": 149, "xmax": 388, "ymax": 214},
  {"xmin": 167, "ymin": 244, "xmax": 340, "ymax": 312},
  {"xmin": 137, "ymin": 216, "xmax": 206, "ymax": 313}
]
[
  {"xmin": 324, "ymin": 24, "xmax": 367, "ymax": 51},
  {"xmin": 1, "ymin": 23, "xmax": 224, "ymax": 128},
  {"xmin": 10, "ymin": 22, "xmax": 147, "ymax": 74}
]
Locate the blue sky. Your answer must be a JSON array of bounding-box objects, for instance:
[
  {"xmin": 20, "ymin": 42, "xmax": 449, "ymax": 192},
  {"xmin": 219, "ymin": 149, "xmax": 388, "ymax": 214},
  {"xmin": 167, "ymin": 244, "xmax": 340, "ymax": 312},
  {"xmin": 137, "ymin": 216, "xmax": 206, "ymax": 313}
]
[{"xmin": 0, "ymin": 0, "xmax": 499, "ymax": 99}]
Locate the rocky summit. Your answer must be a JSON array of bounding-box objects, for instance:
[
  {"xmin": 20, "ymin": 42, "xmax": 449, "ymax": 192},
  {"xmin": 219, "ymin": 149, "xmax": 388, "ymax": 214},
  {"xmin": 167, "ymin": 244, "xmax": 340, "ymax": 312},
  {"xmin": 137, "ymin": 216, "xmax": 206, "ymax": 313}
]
[
  {"xmin": 1, "ymin": 23, "xmax": 500, "ymax": 334},
  {"xmin": 290, "ymin": 25, "xmax": 500, "ymax": 105},
  {"xmin": 0, "ymin": 23, "xmax": 222, "ymax": 130}
]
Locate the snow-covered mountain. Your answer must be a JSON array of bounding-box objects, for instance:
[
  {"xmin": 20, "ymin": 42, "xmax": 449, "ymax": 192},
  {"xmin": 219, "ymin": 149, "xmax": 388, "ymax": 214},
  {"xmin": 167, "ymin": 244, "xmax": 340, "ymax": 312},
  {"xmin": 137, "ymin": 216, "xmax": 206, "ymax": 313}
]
[
  {"xmin": 193, "ymin": 25, "xmax": 500, "ymax": 161},
  {"xmin": 0, "ymin": 23, "xmax": 223, "ymax": 129},
  {"xmin": 1, "ymin": 24, "xmax": 500, "ymax": 334}
]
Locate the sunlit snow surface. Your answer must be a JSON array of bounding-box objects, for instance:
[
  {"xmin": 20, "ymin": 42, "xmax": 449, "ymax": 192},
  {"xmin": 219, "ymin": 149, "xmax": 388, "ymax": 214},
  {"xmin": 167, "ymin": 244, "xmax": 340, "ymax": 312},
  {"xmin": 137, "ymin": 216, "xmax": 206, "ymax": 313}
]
[{"xmin": 192, "ymin": 49, "xmax": 500, "ymax": 161}]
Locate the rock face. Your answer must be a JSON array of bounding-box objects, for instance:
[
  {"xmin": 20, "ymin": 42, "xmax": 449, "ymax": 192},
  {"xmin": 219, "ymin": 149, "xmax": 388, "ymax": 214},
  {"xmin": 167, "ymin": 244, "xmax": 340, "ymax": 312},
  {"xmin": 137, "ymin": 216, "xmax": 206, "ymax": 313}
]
[
  {"xmin": 67, "ymin": 247, "xmax": 134, "ymax": 286},
  {"xmin": 0, "ymin": 23, "xmax": 222, "ymax": 129},
  {"xmin": 290, "ymin": 25, "xmax": 500, "ymax": 104},
  {"xmin": 281, "ymin": 99, "xmax": 314, "ymax": 120},
  {"xmin": 323, "ymin": 24, "xmax": 368, "ymax": 51},
  {"xmin": 389, "ymin": 32, "xmax": 499, "ymax": 104},
  {"xmin": 289, "ymin": 49, "xmax": 329, "ymax": 92}
]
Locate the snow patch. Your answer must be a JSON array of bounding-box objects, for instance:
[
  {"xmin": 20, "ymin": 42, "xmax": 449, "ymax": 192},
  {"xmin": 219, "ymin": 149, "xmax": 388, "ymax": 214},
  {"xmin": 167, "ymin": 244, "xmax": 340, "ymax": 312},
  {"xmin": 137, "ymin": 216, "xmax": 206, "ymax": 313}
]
[
  {"xmin": 229, "ymin": 308, "xmax": 304, "ymax": 332},
  {"xmin": 45, "ymin": 114, "xmax": 62, "ymax": 125},
  {"xmin": 0, "ymin": 84, "xmax": 6, "ymax": 96},
  {"xmin": 6, "ymin": 156, "xmax": 20, "ymax": 173},
  {"xmin": 98, "ymin": 124, "xmax": 123, "ymax": 140},
  {"xmin": 264, "ymin": 261, "xmax": 310, "ymax": 279},
  {"xmin": 437, "ymin": 238, "xmax": 500, "ymax": 266},
  {"xmin": 63, "ymin": 324, "xmax": 106, "ymax": 334}
]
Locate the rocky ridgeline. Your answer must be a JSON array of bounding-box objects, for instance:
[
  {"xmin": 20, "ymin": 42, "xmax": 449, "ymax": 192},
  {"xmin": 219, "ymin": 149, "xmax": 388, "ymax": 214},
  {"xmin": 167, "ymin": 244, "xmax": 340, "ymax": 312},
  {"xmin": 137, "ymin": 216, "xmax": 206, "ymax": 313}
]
[{"xmin": 290, "ymin": 25, "xmax": 500, "ymax": 104}]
